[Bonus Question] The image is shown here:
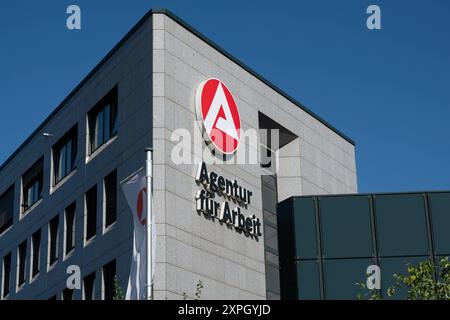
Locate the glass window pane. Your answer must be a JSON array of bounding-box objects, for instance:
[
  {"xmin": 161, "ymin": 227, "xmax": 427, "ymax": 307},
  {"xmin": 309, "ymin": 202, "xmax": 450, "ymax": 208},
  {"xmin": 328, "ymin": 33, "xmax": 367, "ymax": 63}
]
[
  {"xmin": 111, "ymin": 104, "xmax": 118, "ymax": 135},
  {"xmin": 33, "ymin": 182, "xmax": 39, "ymax": 204},
  {"xmin": 278, "ymin": 198, "xmax": 317, "ymax": 263},
  {"xmin": 63, "ymin": 289, "xmax": 73, "ymax": 301},
  {"xmin": 297, "ymin": 260, "xmax": 321, "ymax": 300},
  {"xmin": 49, "ymin": 216, "xmax": 59, "ymax": 264},
  {"xmin": 24, "ymin": 187, "xmax": 29, "ymax": 208},
  {"xmin": 104, "ymin": 105, "xmax": 111, "ymax": 142},
  {"xmin": 429, "ymin": 193, "xmax": 450, "ymax": 255},
  {"xmin": 0, "ymin": 186, "xmax": 14, "ymax": 234},
  {"xmin": 59, "ymin": 144, "xmax": 67, "ymax": 180},
  {"xmin": 103, "ymin": 260, "xmax": 116, "ymax": 300},
  {"xmin": 95, "ymin": 109, "xmax": 104, "ymax": 149},
  {"xmin": 22, "ymin": 158, "xmax": 43, "ymax": 210},
  {"xmin": 280, "ymin": 260, "xmax": 321, "ymax": 300},
  {"xmin": 323, "ymin": 258, "xmax": 375, "ymax": 300},
  {"xmin": 2, "ymin": 253, "xmax": 11, "ymax": 297},
  {"xmin": 65, "ymin": 203, "xmax": 76, "ymax": 254},
  {"xmin": 66, "ymin": 140, "xmax": 72, "ymax": 173},
  {"xmin": 293, "ymin": 198, "xmax": 318, "ymax": 260},
  {"xmin": 31, "ymin": 230, "xmax": 41, "ymax": 277},
  {"xmin": 320, "ymin": 196, "xmax": 373, "ymax": 258},
  {"xmin": 277, "ymin": 200, "xmax": 295, "ymax": 265},
  {"xmin": 375, "ymin": 194, "xmax": 429, "ymax": 256},
  {"xmin": 83, "ymin": 272, "xmax": 95, "ymax": 300},
  {"xmin": 86, "ymin": 186, "xmax": 97, "ymax": 240},
  {"xmin": 380, "ymin": 256, "xmax": 429, "ymax": 300},
  {"xmin": 37, "ymin": 176, "xmax": 43, "ymax": 199},
  {"xmin": 105, "ymin": 170, "xmax": 117, "ymax": 228},
  {"xmin": 280, "ymin": 263, "xmax": 296, "ymax": 299}
]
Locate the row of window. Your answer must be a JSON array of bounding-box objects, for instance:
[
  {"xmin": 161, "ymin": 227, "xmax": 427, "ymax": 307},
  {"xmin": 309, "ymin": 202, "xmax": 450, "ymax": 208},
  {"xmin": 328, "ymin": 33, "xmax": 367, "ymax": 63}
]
[
  {"xmin": 279, "ymin": 193, "xmax": 450, "ymax": 262},
  {"xmin": 278, "ymin": 192, "xmax": 450, "ymax": 299},
  {"xmin": 1, "ymin": 169, "xmax": 117, "ymax": 299},
  {"xmin": 0, "ymin": 85, "xmax": 118, "ymax": 237},
  {"xmin": 5, "ymin": 259, "xmax": 117, "ymax": 300},
  {"xmin": 50, "ymin": 259, "xmax": 117, "ymax": 300}
]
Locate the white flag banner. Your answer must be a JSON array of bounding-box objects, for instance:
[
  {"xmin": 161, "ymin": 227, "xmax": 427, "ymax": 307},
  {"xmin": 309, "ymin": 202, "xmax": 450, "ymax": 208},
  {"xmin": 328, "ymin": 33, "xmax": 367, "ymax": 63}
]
[{"xmin": 121, "ymin": 169, "xmax": 156, "ymax": 300}]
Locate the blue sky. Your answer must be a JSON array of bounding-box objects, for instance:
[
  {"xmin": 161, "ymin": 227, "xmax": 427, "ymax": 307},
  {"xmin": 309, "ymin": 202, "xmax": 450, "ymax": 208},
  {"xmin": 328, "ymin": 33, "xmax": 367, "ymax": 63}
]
[{"xmin": 0, "ymin": 0, "xmax": 449, "ymax": 193}]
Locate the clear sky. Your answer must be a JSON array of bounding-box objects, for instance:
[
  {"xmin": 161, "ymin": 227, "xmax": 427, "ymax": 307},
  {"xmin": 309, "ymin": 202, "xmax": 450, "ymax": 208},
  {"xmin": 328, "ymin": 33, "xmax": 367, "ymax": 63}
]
[{"xmin": 0, "ymin": 0, "xmax": 449, "ymax": 193}]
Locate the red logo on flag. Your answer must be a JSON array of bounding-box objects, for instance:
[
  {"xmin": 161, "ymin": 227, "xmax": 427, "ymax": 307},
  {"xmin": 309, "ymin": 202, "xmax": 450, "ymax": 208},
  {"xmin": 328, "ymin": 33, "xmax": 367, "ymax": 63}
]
[
  {"xmin": 195, "ymin": 78, "xmax": 241, "ymax": 154},
  {"xmin": 136, "ymin": 188, "xmax": 147, "ymax": 225}
]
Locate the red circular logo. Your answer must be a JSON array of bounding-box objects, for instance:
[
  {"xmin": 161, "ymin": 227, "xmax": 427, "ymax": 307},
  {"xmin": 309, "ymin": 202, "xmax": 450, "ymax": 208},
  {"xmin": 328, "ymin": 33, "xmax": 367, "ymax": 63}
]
[
  {"xmin": 136, "ymin": 188, "xmax": 147, "ymax": 225},
  {"xmin": 195, "ymin": 78, "xmax": 241, "ymax": 155}
]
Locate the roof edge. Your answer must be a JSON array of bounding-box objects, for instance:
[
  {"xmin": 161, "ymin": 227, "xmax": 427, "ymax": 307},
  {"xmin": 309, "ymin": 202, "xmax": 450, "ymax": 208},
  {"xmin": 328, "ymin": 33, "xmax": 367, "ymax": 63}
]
[
  {"xmin": 279, "ymin": 190, "xmax": 450, "ymax": 204},
  {"xmin": 0, "ymin": 8, "xmax": 354, "ymax": 174},
  {"xmin": 154, "ymin": 8, "xmax": 355, "ymax": 146}
]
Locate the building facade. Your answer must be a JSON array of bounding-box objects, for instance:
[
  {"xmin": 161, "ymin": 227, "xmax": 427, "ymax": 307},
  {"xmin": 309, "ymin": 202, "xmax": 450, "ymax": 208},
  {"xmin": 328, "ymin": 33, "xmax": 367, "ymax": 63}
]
[
  {"xmin": 278, "ymin": 192, "xmax": 450, "ymax": 300},
  {"xmin": 0, "ymin": 9, "xmax": 357, "ymax": 300}
]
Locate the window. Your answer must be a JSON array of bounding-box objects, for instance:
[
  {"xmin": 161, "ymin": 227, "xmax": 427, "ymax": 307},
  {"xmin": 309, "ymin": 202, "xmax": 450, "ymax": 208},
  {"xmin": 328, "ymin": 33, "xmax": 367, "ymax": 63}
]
[
  {"xmin": 65, "ymin": 203, "xmax": 76, "ymax": 256},
  {"xmin": 83, "ymin": 272, "xmax": 96, "ymax": 300},
  {"xmin": 22, "ymin": 158, "xmax": 44, "ymax": 212},
  {"xmin": 104, "ymin": 170, "xmax": 117, "ymax": 228},
  {"xmin": 49, "ymin": 215, "xmax": 59, "ymax": 266},
  {"xmin": 17, "ymin": 240, "xmax": 27, "ymax": 287},
  {"xmin": 0, "ymin": 186, "xmax": 14, "ymax": 234},
  {"xmin": 2, "ymin": 253, "xmax": 11, "ymax": 298},
  {"xmin": 31, "ymin": 229, "xmax": 41, "ymax": 278},
  {"xmin": 278, "ymin": 198, "xmax": 318, "ymax": 263},
  {"xmin": 53, "ymin": 125, "xmax": 78, "ymax": 184},
  {"xmin": 375, "ymin": 194, "xmax": 429, "ymax": 256},
  {"xmin": 85, "ymin": 186, "xmax": 97, "ymax": 241},
  {"xmin": 380, "ymin": 256, "xmax": 428, "ymax": 300},
  {"xmin": 428, "ymin": 193, "xmax": 450, "ymax": 255},
  {"xmin": 102, "ymin": 259, "xmax": 116, "ymax": 300},
  {"xmin": 323, "ymin": 258, "xmax": 375, "ymax": 300},
  {"xmin": 62, "ymin": 288, "xmax": 73, "ymax": 300},
  {"xmin": 88, "ymin": 86, "xmax": 118, "ymax": 154},
  {"xmin": 319, "ymin": 195, "xmax": 373, "ymax": 259},
  {"xmin": 281, "ymin": 260, "xmax": 322, "ymax": 300}
]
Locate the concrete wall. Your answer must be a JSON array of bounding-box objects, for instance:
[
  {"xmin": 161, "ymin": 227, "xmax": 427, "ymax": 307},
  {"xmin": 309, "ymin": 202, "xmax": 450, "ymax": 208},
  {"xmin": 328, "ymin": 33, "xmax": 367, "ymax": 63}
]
[
  {"xmin": 152, "ymin": 13, "xmax": 266, "ymax": 300},
  {"xmin": 152, "ymin": 12, "xmax": 356, "ymax": 300}
]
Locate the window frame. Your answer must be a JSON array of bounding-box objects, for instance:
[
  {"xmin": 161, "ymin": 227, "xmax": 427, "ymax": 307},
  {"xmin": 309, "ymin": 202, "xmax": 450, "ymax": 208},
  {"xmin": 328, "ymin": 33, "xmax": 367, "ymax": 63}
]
[
  {"xmin": 2, "ymin": 252, "xmax": 12, "ymax": 299},
  {"xmin": 88, "ymin": 86, "xmax": 118, "ymax": 155},
  {"xmin": 319, "ymin": 195, "xmax": 374, "ymax": 259},
  {"xmin": 31, "ymin": 229, "xmax": 41, "ymax": 279},
  {"xmin": 0, "ymin": 185, "xmax": 15, "ymax": 235},
  {"xmin": 104, "ymin": 170, "xmax": 117, "ymax": 230},
  {"xmin": 102, "ymin": 259, "xmax": 116, "ymax": 300},
  {"xmin": 53, "ymin": 125, "xmax": 78, "ymax": 186},
  {"xmin": 48, "ymin": 215, "xmax": 60, "ymax": 268},
  {"xmin": 83, "ymin": 272, "xmax": 96, "ymax": 300},
  {"xmin": 374, "ymin": 193, "xmax": 430, "ymax": 257},
  {"xmin": 62, "ymin": 288, "xmax": 74, "ymax": 300},
  {"xmin": 85, "ymin": 185, "xmax": 97, "ymax": 243},
  {"xmin": 22, "ymin": 158, "xmax": 44, "ymax": 213},
  {"xmin": 17, "ymin": 240, "xmax": 27, "ymax": 289},
  {"xmin": 64, "ymin": 202, "xmax": 76, "ymax": 257}
]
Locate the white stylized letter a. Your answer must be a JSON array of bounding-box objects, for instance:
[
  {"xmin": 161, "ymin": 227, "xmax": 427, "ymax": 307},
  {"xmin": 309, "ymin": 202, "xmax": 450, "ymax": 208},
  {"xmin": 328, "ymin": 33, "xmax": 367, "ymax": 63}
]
[{"xmin": 203, "ymin": 83, "xmax": 239, "ymax": 140}]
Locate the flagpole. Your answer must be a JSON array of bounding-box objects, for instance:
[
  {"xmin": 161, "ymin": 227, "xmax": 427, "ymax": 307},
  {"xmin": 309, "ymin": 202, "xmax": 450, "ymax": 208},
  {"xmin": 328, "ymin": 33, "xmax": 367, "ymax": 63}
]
[{"xmin": 145, "ymin": 147, "xmax": 153, "ymax": 300}]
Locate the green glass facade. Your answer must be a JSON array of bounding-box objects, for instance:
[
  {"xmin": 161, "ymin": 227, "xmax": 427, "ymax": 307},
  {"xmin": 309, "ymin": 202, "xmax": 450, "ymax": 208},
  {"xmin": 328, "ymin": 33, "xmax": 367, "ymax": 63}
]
[{"xmin": 277, "ymin": 192, "xmax": 450, "ymax": 300}]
